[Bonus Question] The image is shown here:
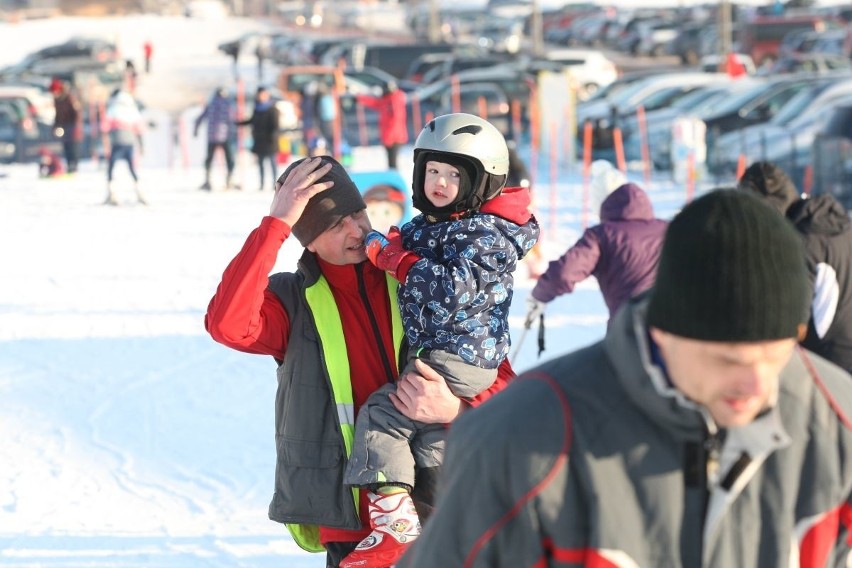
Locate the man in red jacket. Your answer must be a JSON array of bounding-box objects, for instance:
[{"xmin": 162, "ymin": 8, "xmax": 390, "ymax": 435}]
[
  {"xmin": 205, "ymin": 155, "xmax": 513, "ymax": 568},
  {"xmin": 357, "ymin": 81, "xmax": 408, "ymax": 170}
]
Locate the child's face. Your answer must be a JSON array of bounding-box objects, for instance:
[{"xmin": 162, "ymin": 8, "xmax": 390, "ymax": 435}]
[{"xmin": 423, "ymin": 161, "xmax": 461, "ymax": 208}]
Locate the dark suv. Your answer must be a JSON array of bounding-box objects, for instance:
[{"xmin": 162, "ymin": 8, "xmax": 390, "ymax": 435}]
[{"xmin": 2, "ymin": 37, "xmax": 118, "ymax": 77}]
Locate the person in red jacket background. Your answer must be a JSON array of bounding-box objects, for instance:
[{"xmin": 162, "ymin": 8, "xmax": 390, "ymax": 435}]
[
  {"xmin": 205, "ymin": 155, "xmax": 514, "ymax": 568},
  {"xmin": 357, "ymin": 81, "xmax": 408, "ymax": 170}
]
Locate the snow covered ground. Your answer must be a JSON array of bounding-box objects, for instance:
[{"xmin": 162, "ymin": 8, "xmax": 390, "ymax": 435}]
[{"xmin": 0, "ymin": 14, "xmax": 707, "ymax": 567}]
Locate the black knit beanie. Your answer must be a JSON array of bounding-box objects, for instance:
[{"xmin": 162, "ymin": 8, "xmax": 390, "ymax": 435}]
[
  {"xmin": 283, "ymin": 156, "xmax": 366, "ymax": 246},
  {"xmin": 737, "ymin": 161, "xmax": 799, "ymax": 215},
  {"xmin": 646, "ymin": 189, "xmax": 809, "ymax": 341}
]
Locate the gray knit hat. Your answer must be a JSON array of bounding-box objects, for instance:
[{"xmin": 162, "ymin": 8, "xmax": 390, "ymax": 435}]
[
  {"xmin": 646, "ymin": 189, "xmax": 809, "ymax": 341},
  {"xmin": 282, "ymin": 156, "xmax": 366, "ymax": 246}
]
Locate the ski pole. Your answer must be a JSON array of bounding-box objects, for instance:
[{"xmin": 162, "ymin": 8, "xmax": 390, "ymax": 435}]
[
  {"xmin": 510, "ymin": 313, "xmax": 545, "ymax": 365},
  {"xmin": 510, "ymin": 323, "xmax": 531, "ymax": 365}
]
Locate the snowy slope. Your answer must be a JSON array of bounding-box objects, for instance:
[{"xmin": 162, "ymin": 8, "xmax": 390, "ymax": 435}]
[{"xmin": 0, "ymin": 14, "xmax": 702, "ymax": 567}]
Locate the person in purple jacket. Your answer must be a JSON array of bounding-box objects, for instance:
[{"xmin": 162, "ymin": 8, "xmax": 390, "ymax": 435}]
[{"xmin": 525, "ymin": 182, "xmax": 667, "ymax": 326}]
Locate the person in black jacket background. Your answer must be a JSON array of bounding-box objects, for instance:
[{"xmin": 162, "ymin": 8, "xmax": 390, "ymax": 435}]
[
  {"xmin": 739, "ymin": 160, "xmax": 852, "ymax": 371},
  {"xmin": 238, "ymin": 86, "xmax": 280, "ymax": 191},
  {"xmin": 787, "ymin": 194, "xmax": 852, "ymax": 371}
]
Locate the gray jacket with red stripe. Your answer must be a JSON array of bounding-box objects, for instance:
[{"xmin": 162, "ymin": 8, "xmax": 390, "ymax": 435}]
[{"xmin": 397, "ymin": 294, "xmax": 852, "ymax": 567}]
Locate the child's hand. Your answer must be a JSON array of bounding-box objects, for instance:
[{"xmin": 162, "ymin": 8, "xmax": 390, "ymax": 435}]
[
  {"xmin": 364, "ymin": 227, "xmax": 419, "ymax": 282},
  {"xmin": 365, "ymin": 231, "xmax": 390, "ymax": 266}
]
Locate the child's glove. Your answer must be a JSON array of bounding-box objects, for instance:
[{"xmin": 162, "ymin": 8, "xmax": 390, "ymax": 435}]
[
  {"xmin": 365, "ymin": 230, "xmax": 390, "ymax": 265},
  {"xmin": 364, "ymin": 227, "xmax": 420, "ymax": 282}
]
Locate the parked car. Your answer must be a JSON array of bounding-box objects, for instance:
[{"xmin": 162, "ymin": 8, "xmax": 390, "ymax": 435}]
[
  {"xmin": 321, "ymin": 41, "xmax": 458, "ymax": 79},
  {"xmin": 761, "ymin": 53, "xmax": 852, "ymax": 75},
  {"xmin": 405, "ymin": 53, "xmax": 454, "ymax": 83},
  {"xmin": 665, "ymin": 22, "xmax": 710, "ymax": 65},
  {"xmin": 0, "ymin": 37, "xmax": 118, "ymax": 77},
  {"xmin": 622, "ymin": 79, "xmax": 765, "ymax": 170},
  {"xmin": 635, "ymin": 19, "xmax": 679, "ymax": 57},
  {"xmin": 738, "ymin": 15, "xmax": 833, "ymax": 66},
  {"xmin": 542, "ymin": 48, "xmax": 618, "ymax": 100},
  {"xmin": 0, "ymin": 99, "xmax": 43, "ymax": 163},
  {"xmin": 0, "ymin": 104, "xmax": 19, "ymax": 162},
  {"xmin": 476, "ymin": 16, "xmax": 525, "ymax": 53},
  {"xmin": 406, "ymin": 64, "xmax": 535, "ymax": 140},
  {"xmin": 344, "ymin": 66, "xmax": 418, "ymax": 94},
  {"xmin": 812, "ymin": 104, "xmax": 852, "ymax": 204},
  {"xmin": 419, "ymin": 53, "xmax": 513, "ymax": 85},
  {"xmin": 711, "ymin": 75, "xmax": 852, "ymax": 182},
  {"xmin": 0, "ymin": 84, "xmax": 55, "ymax": 124},
  {"xmin": 217, "ymin": 32, "xmax": 269, "ymax": 60},
  {"xmin": 577, "ymin": 72, "xmax": 723, "ymax": 157},
  {"xmin": 699, "ymin": 73, "xmax": 821, "ymax": 170}
]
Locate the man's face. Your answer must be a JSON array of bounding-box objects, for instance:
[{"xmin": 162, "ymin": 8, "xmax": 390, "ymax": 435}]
[
  {"xmin": 306, "ymin": 209, "xmax": 371, "ymax": 265},
  {"xmin": 649, "ymin": 328, "xmax": 796, "ymax": 427}
]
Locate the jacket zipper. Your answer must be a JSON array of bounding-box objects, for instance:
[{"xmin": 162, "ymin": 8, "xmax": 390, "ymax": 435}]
[{"xmin": 356, "ymin": 263, "xmax": 396, "ymax": 383}]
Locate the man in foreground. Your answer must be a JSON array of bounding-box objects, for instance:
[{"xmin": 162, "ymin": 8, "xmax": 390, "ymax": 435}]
[{"xmin": 398, "ymin": 189, "xmax": 852, "ymax": 567}]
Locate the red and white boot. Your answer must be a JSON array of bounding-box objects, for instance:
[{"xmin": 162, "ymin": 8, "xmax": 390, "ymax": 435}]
[{"xmin": 340, "ymin": 490, "xmax": 421, "ymax": 568}]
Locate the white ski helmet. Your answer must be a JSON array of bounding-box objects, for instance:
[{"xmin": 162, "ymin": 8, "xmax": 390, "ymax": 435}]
[{"xmin": 412, "ymin": 113, "xmax": 509, "ymax": 219}]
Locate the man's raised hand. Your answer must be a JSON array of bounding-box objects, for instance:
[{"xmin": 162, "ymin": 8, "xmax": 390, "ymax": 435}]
[{"xmin": 270, "ymin": 157, "xmax": 333, "ymax": 227}]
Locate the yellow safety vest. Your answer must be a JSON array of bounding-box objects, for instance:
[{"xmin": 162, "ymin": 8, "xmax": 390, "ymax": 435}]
[{"xmin": 286, "ymin": 273, "xmax": 402, "ymax": 553}]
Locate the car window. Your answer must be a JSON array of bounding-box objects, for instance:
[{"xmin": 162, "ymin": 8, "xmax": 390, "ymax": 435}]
[
  {"xmin": 0, "ymin": 112, "xmax": 16, "ymax": 139},
  {"xmin": 551, "ymin": 57, "xmax": 586, "ymax": 66},
  {"xmin": 771, "ymin": 83, "xmax": 831, "ymax": 125},
  {"xmin": 707, "ymin": 82, "xmax": 773, "ymax": 114},
  {"xmin": 760, "ymin": 82, "xmax": 811, "ymax": 116},
  {"xmin": 633, "ymin": 85, "xmax": 685, "ymax": 110},
  {"xmin": 788, "ymin": 90, "xmax": 852, "ymax": 129},
  {"xmin": 440, "ymin": 84, "xmax": 507, "ymax": 117},
  {"xmin": 609, "ymin": 80, "xmax": 653, "ymax": 106},
  {"xmin": 670, "ymin": 86, "xmax": 724, "ymax": 111}
]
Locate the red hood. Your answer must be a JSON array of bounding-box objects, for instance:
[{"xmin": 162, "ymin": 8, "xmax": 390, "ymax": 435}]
[{"xmin": 480, "ymin": 186, "xmax": 532, "ymax": 224}]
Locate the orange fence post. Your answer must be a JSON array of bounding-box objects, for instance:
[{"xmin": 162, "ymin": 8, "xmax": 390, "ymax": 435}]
[
  {"xmin": 451, "ymin": 75, "xmax": 460, "ymax": 113},
  {"xmin": 803, "ymin": 164, "xmax": 813, "ymax": 196},
  {"xmin": 511, "ymin": 100, "xmax": 522, "ymax": 144},
  {"xmin": 736, "ymin": 154, "xmax": 747, "ymax": 180},
  {"xmin": 477, "ymin": 96, "xmax": 487, "ymax": 119},
  {"xmin": 549, "ymin": 120, "xmax": 558, "ymax": 241},
  {"xmin": 613, "ymin": 127, "xmax": 626, "ymax": 173},
  {"xmin": 528, "ymin": 80, "xmax": 540, "ymax": 189},
  {"xmin": 563, "ymin": 103, "xmax": 572, "ymax": 167},
  {"xmin": 411, "ymin": 93, "xmax": 422, "ymax": 134},
  {"xmin": 331, "ymin": 66, "xmax": 344, "ymax": 160},
  {"xmin": 582, "ymin": 120, "xmax": 593, "ymax": 230},
  {"xmin": 636, "ymin": 106, "xmax": 651, "ymax": 184},
  {"xmin": 686, "ymin": 151, "xmax": 696, "ymax": 203}
]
